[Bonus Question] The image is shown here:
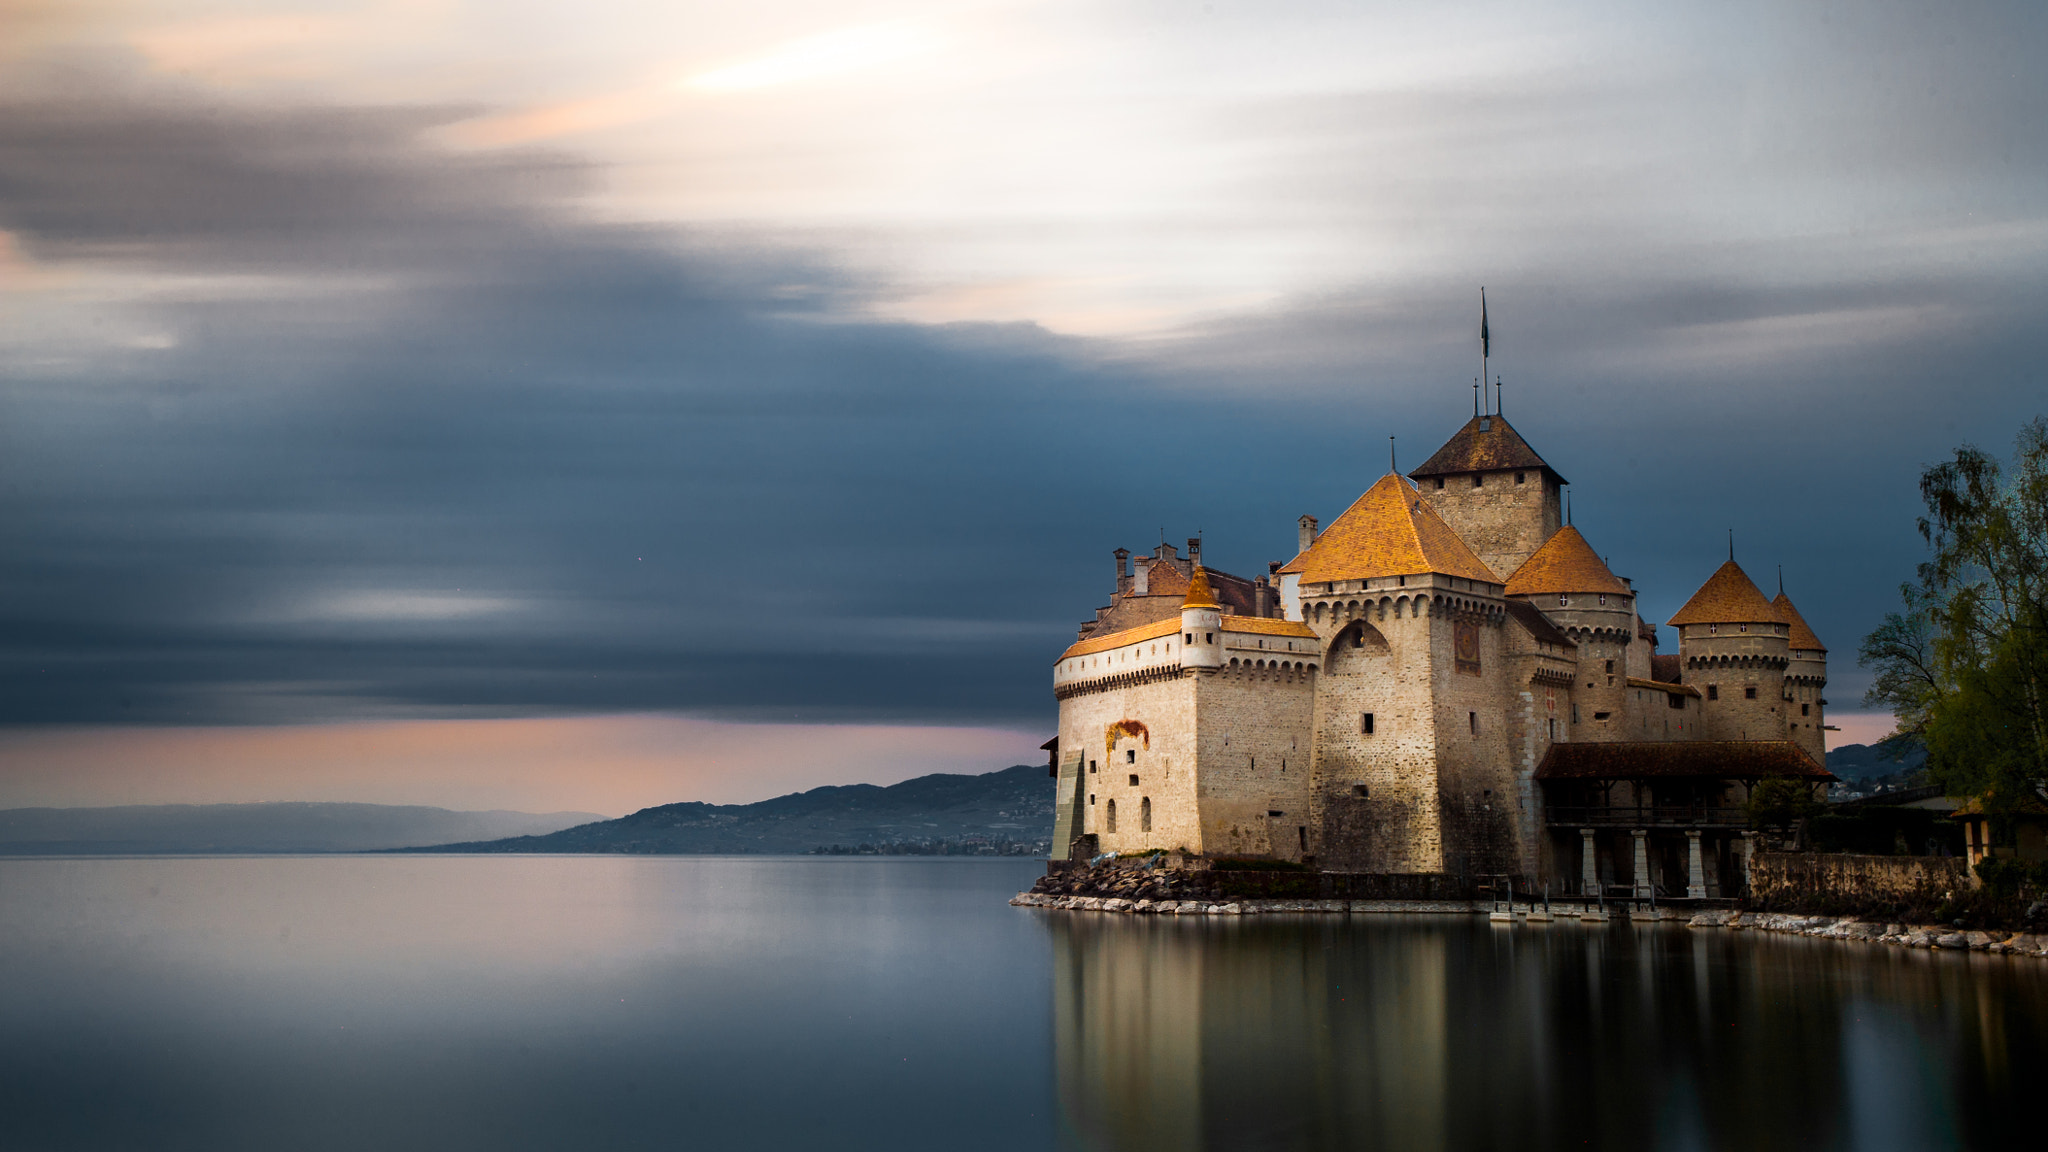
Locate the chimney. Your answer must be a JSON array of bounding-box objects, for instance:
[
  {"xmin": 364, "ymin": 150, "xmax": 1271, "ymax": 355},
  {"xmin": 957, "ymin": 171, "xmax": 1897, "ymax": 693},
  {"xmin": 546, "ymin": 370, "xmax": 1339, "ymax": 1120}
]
[
  {"xmin": 1133, "ymin": 562, "xmax": 1150, "ymax": 596},
  {"xmin": 1297, "ymin": 515, "xmax": 1318, "ymax": 555},
  {"xmin": 1114, "ymin": 548, "xmax": 1131, "ymax": 595},
  {"xmin": 1254, "ymin": 576, "xmax": 1273, "ymax": 618},
  {"xmin": 1187, "ymin": 537, "xmax": 1202, "ymax": 569}
]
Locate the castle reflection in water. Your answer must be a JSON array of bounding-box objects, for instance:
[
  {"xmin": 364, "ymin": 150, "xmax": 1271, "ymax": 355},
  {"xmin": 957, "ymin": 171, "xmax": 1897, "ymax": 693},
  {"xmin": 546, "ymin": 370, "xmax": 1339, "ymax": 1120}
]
[{"xmin": 1046, "ymin": 913, "xmax": 2043, "ymax": 1151}]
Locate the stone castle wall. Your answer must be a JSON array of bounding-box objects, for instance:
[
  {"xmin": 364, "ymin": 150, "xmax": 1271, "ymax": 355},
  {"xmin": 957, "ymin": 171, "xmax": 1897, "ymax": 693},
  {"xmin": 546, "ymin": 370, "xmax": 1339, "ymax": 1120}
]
[
  {"xmin": 1679, "ymin": 624, "xmax": 1791, "ymax": 743},
  {"xmin": 1305, "ymin": 596, "xmax": 1442, "ymax": 872},
  {"xmin": 1415, "ymin": 468, "xmax": 1559, "ymax": 579},
  {"xmin": 1190, "ymin": 667, "xmax": 1318, "ymax": 861}
]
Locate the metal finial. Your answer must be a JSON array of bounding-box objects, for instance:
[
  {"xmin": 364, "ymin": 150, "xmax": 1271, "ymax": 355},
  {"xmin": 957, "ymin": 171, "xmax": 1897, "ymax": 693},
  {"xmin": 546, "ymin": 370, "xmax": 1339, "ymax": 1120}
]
[
  {"xmin": 1566, "ymin": 488, "xmax": 1572, "ymax": 526},
  {"xmin": 1473, "ymin": 379, "xmax": 1480, "ymax": 417},
  {"xmin": 1778, "ymin": 564, "xmax": 1784, "ymax": 596},
  {"xmin": 1728, "ymin": 529, "xmax": 1735, "ymax": 562},
  {"xmin": 1389, "ymin": 436, "xmax": 1397, "ymax": 474}
]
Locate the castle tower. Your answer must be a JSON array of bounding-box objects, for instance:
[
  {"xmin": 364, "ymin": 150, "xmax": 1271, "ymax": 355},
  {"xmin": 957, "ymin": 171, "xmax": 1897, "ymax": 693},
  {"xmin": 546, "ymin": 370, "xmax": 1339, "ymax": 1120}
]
[
  {"xmin": 1503, "ymin": 525, "xmax": 1637, "ymax": 742},
  {"xmin": 1668, "ymin": 561, "xmax": 1791, "ymax": 744},
  {"xmin": 1772, "ymin": 589, "xmax": 1828, "ymax": 763},
  {"xmin": 1180, "ymin": 566, "xmax": 1223, "ymax": 672},
  {"xmin": 1279, "ymin": 472, "xmax": 1521, "ymax": 875},
  {"xmin": 1407, "ymin": 415, "xmax": 1565, "ymax": 580}
]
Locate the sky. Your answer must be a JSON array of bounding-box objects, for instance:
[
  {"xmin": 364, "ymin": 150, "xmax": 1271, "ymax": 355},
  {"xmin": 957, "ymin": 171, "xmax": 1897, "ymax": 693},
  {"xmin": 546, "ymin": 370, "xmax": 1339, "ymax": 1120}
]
[{"xmin": 1, "ymin": 0, "xmax": 2040, "ymax": 812}]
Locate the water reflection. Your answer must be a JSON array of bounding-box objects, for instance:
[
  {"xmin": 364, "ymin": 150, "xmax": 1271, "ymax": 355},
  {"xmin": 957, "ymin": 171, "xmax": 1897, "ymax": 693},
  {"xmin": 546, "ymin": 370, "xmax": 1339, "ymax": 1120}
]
[{"xmin": 1048, "ymin": 914, "xmax": 2047, "ymax": 1151}]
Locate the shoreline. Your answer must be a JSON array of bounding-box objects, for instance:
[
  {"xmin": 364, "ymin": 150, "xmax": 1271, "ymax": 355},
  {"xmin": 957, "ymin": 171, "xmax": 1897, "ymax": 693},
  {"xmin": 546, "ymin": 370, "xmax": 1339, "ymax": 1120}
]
[{"xmin": 1008, "ymin": 893, "xmax": 2048, "ymax": 958}]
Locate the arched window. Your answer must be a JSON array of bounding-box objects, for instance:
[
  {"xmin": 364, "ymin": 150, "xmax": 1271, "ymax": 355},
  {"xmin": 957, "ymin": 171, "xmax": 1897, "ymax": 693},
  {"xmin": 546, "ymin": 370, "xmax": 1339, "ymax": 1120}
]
[
  {"xmin": 1106, "ymin": 799, "xmax": 1117, "ymax": 833},
  {"xmin": 1140, "ymin": 797, "xmax": 1151, "ymax": 832}
]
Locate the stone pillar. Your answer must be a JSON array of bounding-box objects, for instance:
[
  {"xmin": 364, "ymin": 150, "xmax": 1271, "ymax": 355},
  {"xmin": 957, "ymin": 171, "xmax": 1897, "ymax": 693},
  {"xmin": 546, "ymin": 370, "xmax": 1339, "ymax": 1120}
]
[
  {"xmin": 1738, "ymin": 832, "xmax": 1755, "ymax": 897},
  {"xmin": 1632, "ymin": 829, "xmax": 1651, "ymax": 899},
  {"xmin": 1580, "ymin": 828, "xmax": 1598, "ymax": 897},
  {"xmin": 1686, "ymin": 831, "xmax": 1706, "ymax": 899}
]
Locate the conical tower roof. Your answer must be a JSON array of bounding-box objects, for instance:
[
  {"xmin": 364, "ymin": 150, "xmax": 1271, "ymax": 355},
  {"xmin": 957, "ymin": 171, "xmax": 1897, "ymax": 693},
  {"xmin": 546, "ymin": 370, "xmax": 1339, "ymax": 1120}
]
[
  {"xmin": 1280, "ymin": 473, "xmax": 1500, "ymax": 585},
  {"xmin": 1503, "ymin": 526, "xmax": 1631, "ymax": 597},
  {"xmin": 1408, "ymin": 414, "xmax": 1568, "ymax": 486},
  {"xmin": 1668, "ymin": 560, "xmax": 1778, "ymax": 626},
  {"xmin": 1771, "ymin": 593, "xmax": 1827, "ymax": 652},
  {"xmin": 1182, "ymin": 566, "xmax": 1220, "ymax": 609}
]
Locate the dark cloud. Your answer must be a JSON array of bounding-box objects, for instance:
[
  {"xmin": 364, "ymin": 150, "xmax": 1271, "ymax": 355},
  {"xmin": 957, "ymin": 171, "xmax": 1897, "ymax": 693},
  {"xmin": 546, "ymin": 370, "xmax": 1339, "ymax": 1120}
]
[{"xmin": 1, "ymin": 58, "xmax": 2043, "ymax": 730}]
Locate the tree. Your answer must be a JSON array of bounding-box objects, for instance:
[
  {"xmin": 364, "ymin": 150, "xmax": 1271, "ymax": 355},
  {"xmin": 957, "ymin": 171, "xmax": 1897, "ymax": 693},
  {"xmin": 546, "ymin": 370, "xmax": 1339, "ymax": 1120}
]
[{"xmin": 1862, "ymin": 418, "xmax": 2048, "ymax": 831}]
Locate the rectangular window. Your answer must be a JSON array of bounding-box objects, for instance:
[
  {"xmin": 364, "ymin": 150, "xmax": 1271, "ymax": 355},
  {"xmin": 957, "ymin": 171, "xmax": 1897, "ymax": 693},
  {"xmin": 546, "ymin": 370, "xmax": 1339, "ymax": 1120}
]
[
  {"xmin": 1128, "ymin": 774, "xmax": 1139, "ymax": 786},
  {"xmin": 1669, "ymin": 693, "xmax": 1686, "ymax": 710},
  {"xmin": 1572, "ymin": 704, "xmax": 1580, "ymax": 723},
  {"xmin": 1515, "ymin": 471, "xmax": 1526, "ymax": 484},
  {"xmin": 1469, "ymin": 712, "xmax": 1478, "ymax": 735},
  {"xmin": 1593, "ymin": 711, "xmax": 1610, "ymax": 721},
  {"xmin": 1267, "ymin": 810, "xmax": 1283, "ymax": 818},
  {"xmin": 1745, "ymin": 687, "xmax": 1757, "ymax": 699},
  {"xmin": 1708, "ymin": 685, "xmax": 1719, "ymax": 700},
  {"xmin": 1604, "ymin": 659, "xmax": 1614, "ymax": 673},
  {"xmin": 1802, "ymin": 703, "xmax": 1811, "ymax": 716},
  {"xmin": 1089, "ymin": 760, "xmax": 1097, "ymax": 773},
  {"xmin": 1298, "ymin": 826, "xmax": 1308, "ymax": 851},
  {"xmin": 1435, "ymin": 477, "xmax": 1446, "ymax": 489},
  {"xmin": 1126, "ymin": 749, "xmax": 1136, "ymax": 763},
  {"xmin": 1361, "ymin": 712, "xmax": 1375, "ymax": 734},
  {"xmin": 1472, "ymin": 474, "xmax": 1483, "ymax": 488}
]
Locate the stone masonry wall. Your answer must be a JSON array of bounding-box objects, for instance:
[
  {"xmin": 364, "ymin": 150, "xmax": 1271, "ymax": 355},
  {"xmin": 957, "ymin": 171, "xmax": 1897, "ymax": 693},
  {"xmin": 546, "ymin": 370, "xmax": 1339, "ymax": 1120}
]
[
  {"xmin": 1750, "ymin": 852, "xmax": 1971, "ymax": 907},
  {"xmin": 1191, "ymin": 666, "xmax": 1317, "ymax": 861},
  {"xmin": 1680, "ymin": 624, "xmax": 1791, "ymax": 743},
  {"xmin": 1306, "ymin": 595, "xmax": 1441, "ymax": 871},
  {"xmin": 1415, "ymin": 469, "xmax": 1559, "ymax": 580},
  {"xmin": 1059, "ymin": 672, "xmax": 1201, "ymax": 856}
]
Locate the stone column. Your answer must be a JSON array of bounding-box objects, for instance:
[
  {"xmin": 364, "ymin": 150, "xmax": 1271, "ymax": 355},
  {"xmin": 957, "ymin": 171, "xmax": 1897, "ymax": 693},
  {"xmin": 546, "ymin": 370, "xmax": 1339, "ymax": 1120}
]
[
  {"xmin": 1580, "ymin": 828, "xmax": 1598, "ymax": 897},
  {"xmin": 1738, "ymin": 832, "xmax": 1755, "ymax": 897},
  {"xmin": 1632, "ymin": 829, "xmax": 1651, "ymax": 899},
  {"xmin": 1685, "ymin": 830, "xmax": 1706, "ymax": 899}
]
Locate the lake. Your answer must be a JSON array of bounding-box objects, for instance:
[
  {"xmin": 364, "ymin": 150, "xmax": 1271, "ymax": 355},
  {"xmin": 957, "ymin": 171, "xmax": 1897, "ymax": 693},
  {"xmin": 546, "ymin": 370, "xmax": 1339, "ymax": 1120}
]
[{"xmin": 0, "ymin": 856, "xmax": 2040, "ymax": 1150}]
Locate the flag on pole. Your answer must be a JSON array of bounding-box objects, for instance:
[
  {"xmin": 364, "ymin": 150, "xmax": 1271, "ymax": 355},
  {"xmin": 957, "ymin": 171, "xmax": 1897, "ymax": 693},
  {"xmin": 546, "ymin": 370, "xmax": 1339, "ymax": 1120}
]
[{"xmin": 1480, "ymin": 288, "xmax": 1490, "ymax": 358}]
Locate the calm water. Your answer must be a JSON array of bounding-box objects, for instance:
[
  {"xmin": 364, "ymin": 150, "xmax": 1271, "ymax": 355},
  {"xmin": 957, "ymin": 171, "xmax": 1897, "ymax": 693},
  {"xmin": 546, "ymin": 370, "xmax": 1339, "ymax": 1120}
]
[{"xmin": 0, "ymin": 857, "xmax": 2041, "ymax": 1151}]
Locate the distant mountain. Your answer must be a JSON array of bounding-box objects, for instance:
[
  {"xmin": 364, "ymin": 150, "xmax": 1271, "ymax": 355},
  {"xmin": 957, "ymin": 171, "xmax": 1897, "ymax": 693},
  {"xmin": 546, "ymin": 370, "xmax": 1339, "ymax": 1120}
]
[
  {"xmin": 405, "ymin": 764, "xmax": 1053, "ymax": 855},
  {"xmin": 0, "ymin": 803, "xmax": 607, "ymax": 855},
  {"xmin": 1826, "ymin": 742, "xmax": 1928, "ymax": 782}
]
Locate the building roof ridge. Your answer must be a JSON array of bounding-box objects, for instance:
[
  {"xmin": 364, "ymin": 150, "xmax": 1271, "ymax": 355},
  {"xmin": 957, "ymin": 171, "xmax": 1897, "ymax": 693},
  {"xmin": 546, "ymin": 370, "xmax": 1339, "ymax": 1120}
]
[
  {"xmin": 1770, "ymin": 591, "xmax": 1828, "ymax": 652},
  {"xmin": 1278, "ymin": 472, "xmax": 1499, "ymax": 585},
  {"xmin": 1503, "ymin": 525, "xmax": 1632, "ymax": 597},
  {"xmin": 1667, "ymin": 559, "xmax": 1780, "ymax": 626},
  {"xmin": 1407, "ymin": 414, "xmax": 1568, "ymax": 485}
]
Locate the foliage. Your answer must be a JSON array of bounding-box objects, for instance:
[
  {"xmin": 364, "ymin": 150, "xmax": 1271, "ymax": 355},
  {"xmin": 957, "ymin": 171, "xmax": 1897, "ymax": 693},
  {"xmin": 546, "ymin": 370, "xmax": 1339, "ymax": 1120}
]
[
  {"xmin": 1746, "ymin": 777, "xmax": 1823, "ymax": 829},
  {"xmin": 1862, "ymin": 418, "xmax": 2048, "ymax": 835},
  {"xmin": 1973, "ymin": 856, "xmax": 2048, "ymax": 899}
]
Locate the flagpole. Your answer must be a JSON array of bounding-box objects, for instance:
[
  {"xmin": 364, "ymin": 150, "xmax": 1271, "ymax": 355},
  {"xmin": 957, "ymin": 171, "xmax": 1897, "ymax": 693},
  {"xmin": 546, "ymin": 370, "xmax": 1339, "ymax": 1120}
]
[{"xmin": 1480, "ymin": 287, "xmax": 1489, "ymax": 416}]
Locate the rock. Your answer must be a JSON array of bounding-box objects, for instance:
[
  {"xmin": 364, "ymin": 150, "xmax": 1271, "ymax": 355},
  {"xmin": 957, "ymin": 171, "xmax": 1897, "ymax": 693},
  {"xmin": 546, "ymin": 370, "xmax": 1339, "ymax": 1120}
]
[
  {"xmin": 1320, "ymin": 899, "xmax": 1350, "ymax": 914},
  {"xmin": 1885, "ymin": 924, "xmax": 1904, "ymax": 937},
  {"xmin": 1218, "ymin": 903, "xmax": 1245, "ymax": 915},
  {"xmin": 1935, "ymin": 933, "xmax": 1968, "ymax": 949},
  {"xmin": 1688, "ymin": 911, "xmax": 1734, "ymax": 928},
  {"xmin": 1965, "ymin": 931, "xmax": 1999, "ymax": 950},
  {"xmin": 1132, "ymin": 899, "xmax": 1156, "ymax": 914}
]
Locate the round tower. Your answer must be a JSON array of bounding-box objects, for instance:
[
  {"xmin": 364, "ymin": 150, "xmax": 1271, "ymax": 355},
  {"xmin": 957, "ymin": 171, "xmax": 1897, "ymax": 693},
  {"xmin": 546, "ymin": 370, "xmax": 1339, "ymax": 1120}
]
[
  {"xmin": 1181, "ymin": 566, "xmax": 1224, "ymax": 671},
  {"xmin": 1669, "ymin": 560, "xmax": 1790, "ymax": 743},
  {"xmin": 1772, "ymin": 590, "xmax": 1828, "ymax": 763},
  {"xmin": 1503, "ymin": 525, "xmax": 1637, "ymax": 741}
]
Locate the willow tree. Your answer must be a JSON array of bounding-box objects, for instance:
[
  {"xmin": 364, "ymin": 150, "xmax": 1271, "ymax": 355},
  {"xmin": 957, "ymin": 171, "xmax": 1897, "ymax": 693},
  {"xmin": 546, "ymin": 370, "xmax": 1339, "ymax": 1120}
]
[{"xmin": 1861, "ymin": 417, "xmax": 2048, "ymax": 819}]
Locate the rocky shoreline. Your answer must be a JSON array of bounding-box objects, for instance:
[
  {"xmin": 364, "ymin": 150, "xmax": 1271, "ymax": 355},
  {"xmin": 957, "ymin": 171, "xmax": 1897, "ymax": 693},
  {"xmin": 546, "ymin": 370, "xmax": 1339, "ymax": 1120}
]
[
  {"xmin": 1685, "ymin": 910, "xmax": 2048, "ymax": 956},
  {"xmin": 1008, "ymin": 892, "xmax": 2048, "ymax": 958}
]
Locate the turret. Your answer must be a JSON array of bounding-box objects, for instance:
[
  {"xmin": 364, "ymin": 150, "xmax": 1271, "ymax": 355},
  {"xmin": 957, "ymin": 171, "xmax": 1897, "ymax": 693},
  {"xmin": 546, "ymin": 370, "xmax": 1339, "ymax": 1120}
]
[
  {"xmin": 1407, "ymin": 415, "xmax": 1565, "ymax": 579},
  {"xmin": 1669, "ymin": 559, "xmax": 1791, "ymax": 743},
  {"xmin": 1503, "ymin": 525, "xmax": 1635, "ymax": 741},
  {"xmin": 1180, "ymin": 566, "xmax": 1224, "ymax": 670},
  {"xmin": 1772, "ymin": 589, "xmax": 1828, "ymax": 763}
]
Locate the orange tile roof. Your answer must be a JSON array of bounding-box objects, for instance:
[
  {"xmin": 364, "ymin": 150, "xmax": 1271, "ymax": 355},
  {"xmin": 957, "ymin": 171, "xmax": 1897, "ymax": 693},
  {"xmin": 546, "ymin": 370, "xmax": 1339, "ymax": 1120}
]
[
  {"xmin": 1057, "ymin": 616, "xmax": 1181, "ymax": 661},
  {"xmin": 1142, "ymin": 560, "xmax": 1190, "ymax": 598},
  {"xmin": 1408, "ymin": 415, "xmax": 1567, "ymax": 485},
  {"xmin": 1503, "ymin": 526, "xmax": 1631, "ymax": 597},
  {"xmin": 1771, "ymin": 593, "xmax": 1827, "ymax": 652},
  {"xmin": 1182, "ymin": 566, "xmax": 1219, "ymax": 609},
  {"xmin": 1279, "ymin": 473, "xmax": 1500, "ymax": 585},
  {"xmin": 1668, "ymin": 560, "xmax": 1780, "ymax": 626},
  {"xmin": 1220, "ymin": 616, "xmax": 1317, "ymax": 639}
]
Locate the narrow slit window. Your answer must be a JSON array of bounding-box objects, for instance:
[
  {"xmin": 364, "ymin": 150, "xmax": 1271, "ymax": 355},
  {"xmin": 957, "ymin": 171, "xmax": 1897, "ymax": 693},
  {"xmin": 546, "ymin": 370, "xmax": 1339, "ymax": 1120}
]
[{"xmin": 1361, "ymin": 712, "xmax": 1375, "ymax": 734}]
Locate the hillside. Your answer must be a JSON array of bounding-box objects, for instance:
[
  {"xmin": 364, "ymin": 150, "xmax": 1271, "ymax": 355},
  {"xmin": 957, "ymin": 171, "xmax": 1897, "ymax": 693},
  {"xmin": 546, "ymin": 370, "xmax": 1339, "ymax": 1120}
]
[
  {"xmin": 1826, "ymin": 742, "xmax": 1928, "ymax": 782},
  {"xmin": 0, "ymin": 802, "xmax": 606, "ymax": 855},
  {"xmin": 405, "ymin": 764, "xmax": 1052, "ymax": 855}
]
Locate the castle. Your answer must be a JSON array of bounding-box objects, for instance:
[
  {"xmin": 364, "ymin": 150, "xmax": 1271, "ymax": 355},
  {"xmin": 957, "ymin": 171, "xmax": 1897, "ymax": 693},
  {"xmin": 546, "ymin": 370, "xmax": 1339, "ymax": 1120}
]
[{"xmin": 1048, "ymin": 408, "xmax": 1834, "ymax": 898}]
